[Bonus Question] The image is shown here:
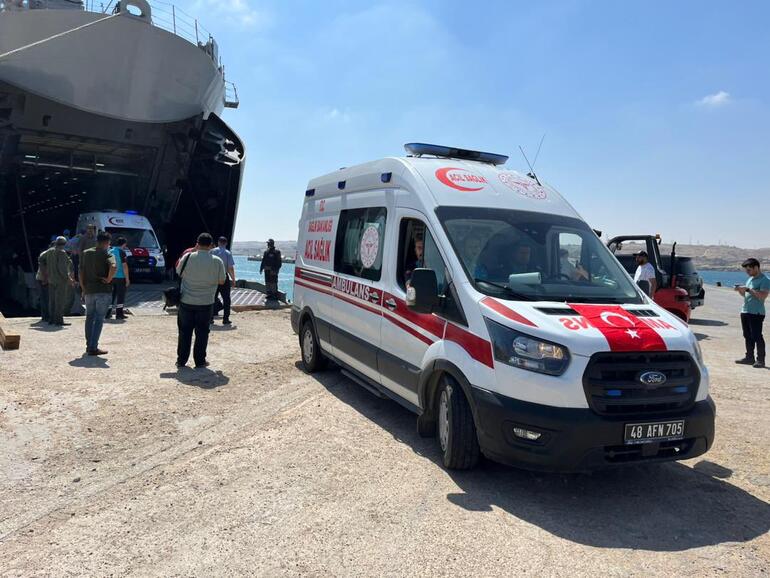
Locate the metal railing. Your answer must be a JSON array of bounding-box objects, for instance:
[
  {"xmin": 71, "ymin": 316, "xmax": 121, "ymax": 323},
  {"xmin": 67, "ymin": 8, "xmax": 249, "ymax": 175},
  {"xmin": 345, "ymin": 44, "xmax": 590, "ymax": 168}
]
[
  {"xmin": 224, "ymin": 80, "xmax": 239, "ymax": 109},
  {"xmin": 5, "ymin": 0, "xmax": 239, "ymax": 106},
  {"xmin": 88, "ymin": 0, "xmax": 218, "ymax": 60}
]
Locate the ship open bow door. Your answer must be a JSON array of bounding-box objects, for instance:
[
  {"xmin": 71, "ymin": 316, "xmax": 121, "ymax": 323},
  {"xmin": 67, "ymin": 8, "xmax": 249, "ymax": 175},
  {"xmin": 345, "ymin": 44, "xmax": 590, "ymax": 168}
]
[{"xmin": 161, "ymin": 113, "xmax": 244, "ymax": 264}]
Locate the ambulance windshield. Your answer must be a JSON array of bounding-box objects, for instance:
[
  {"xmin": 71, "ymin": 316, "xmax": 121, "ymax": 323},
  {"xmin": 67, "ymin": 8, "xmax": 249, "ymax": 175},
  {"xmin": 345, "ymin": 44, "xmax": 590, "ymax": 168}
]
[
  {"xmin": 105, "ymin": 227, "xmax": 160, "ymax": 250},
  {"xmin": 437, "ymin": 207, "xmax": 644, "ymax": 304}
]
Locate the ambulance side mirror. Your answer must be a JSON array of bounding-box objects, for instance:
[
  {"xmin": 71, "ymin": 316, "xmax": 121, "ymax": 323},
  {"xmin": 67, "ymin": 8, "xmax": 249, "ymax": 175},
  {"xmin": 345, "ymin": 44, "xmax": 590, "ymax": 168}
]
[{"xmin": 407, "ymin": 268, "xmax": 439, "ymax": 314}]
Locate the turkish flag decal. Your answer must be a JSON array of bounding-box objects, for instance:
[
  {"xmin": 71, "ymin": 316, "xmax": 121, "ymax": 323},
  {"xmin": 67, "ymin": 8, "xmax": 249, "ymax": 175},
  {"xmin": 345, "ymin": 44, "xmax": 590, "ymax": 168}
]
[{"xmin": 567, "ymin": 304, "xmax": 667, "ymax": 352}]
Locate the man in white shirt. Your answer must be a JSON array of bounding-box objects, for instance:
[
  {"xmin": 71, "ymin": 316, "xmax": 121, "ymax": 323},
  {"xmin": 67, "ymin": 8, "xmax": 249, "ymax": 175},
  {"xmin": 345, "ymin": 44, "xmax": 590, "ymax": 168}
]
[{"xmin": 633, "ymin": 250, "xmax": 657, "ymax": 296}]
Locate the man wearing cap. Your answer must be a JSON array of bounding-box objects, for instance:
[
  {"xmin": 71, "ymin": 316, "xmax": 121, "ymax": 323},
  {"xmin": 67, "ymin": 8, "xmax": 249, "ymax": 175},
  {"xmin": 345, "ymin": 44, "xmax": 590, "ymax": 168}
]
[
  {"xmin": 260, "ymin": 239, "xmax": 282, "ymax": 301},
  {"xmin": 44, "ymin": 236, "xmax": 76, "ymax": 326},
  {"xmin": 210, "ymin": 236, "xmax": 236, "ymax": 325},
  {"xmin": 633, "ymin": 251, "xmax": 657, "ymax": 297},
  {"xmin": 735, "ymin": 258, "xmax": 770, "ymax": 368},
  {"xmin": 36, "ymin": 240, "xmax": 56, "ymax": 323}
]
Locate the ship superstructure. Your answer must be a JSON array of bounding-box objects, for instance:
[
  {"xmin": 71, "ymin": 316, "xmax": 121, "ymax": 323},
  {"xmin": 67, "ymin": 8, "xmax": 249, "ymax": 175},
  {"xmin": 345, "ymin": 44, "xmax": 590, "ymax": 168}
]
[{"xmin": 0, "ymin": 0, "xmax": 245, "ymax": 311}]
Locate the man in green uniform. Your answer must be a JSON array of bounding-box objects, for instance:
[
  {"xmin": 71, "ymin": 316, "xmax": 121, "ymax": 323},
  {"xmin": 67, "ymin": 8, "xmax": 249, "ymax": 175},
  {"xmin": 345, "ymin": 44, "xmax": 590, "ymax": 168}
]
[
  {"xmin": 45, "ymin": 236, "xmax": 75, "ymax": 326},
  {"xmin": 36, "ymin": 241, "xmax": 56, "ymax": 323},
  {"xmin": 79, "ymin": 231, "xmax": 117, "ymax": 356}
]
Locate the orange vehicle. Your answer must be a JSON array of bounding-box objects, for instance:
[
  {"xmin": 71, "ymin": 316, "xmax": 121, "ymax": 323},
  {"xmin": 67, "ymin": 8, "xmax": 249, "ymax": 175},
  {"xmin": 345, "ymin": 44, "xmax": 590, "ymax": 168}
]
[{"xmin": 608, "ymin": 235, "xmax": 691, "ymax": 323}]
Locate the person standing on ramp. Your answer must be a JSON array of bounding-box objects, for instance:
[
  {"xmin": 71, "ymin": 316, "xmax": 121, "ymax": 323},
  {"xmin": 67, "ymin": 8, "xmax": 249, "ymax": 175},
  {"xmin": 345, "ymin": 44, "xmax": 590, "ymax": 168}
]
[{"xmin": 260, "ymin": 238, "xmax": 282, "ymax": 302}]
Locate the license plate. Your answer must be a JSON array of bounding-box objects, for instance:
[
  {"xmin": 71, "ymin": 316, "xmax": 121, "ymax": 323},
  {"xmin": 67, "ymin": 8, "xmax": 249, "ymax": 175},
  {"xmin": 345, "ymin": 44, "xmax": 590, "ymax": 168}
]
[
  {"xmin": 133, "ymin": 268, "xmax": 151, "ymax": 273},
  {"xmin": 624, "ymin": 420, "xmax": 685, "ymax": 445}
]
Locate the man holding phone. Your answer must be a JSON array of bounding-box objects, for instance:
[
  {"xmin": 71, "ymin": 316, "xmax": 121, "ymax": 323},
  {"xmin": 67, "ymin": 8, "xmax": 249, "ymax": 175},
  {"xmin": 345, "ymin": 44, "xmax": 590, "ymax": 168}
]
[{"xmin": 735, "ymin": 258, "xmax": 770, "ymax": 368}]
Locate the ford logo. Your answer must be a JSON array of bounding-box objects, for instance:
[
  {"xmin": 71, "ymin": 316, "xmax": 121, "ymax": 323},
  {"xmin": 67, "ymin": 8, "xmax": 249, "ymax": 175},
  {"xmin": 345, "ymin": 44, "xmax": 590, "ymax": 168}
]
[{"xmin": 639, "ymin": 371, "xmax": 667, "ymax": 386}]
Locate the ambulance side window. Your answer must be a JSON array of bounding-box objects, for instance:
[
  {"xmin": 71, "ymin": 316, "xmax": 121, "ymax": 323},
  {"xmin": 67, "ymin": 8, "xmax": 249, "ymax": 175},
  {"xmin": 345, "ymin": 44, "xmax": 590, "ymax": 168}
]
[
  {"xmin": 397, "ymin": 218, "xmax": 465, "ymax": 325},
  {"xmin": 334, "ymin": 207, "xmax": 387, "ymax": 282}
]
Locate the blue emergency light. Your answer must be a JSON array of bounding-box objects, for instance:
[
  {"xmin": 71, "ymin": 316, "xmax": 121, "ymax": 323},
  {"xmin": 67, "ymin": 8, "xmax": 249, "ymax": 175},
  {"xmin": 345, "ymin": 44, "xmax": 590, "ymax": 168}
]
[
  {"xmin": 404, "ymin": 143, "xmax": 508, "ymax": 166},
  {"xmin": 125, "ymin": 210, "xmax": 138, "ymax": 215}
]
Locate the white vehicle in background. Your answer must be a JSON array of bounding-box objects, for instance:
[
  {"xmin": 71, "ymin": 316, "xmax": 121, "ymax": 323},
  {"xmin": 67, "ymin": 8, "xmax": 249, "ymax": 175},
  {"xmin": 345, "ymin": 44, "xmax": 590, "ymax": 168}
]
[
  {"xmin": 76, "ymin": 211, "xmax": 165, "ymax": 282},
  {"xmin": 291, "ymin": 143, "xmax": 715, "ymax": 472}
]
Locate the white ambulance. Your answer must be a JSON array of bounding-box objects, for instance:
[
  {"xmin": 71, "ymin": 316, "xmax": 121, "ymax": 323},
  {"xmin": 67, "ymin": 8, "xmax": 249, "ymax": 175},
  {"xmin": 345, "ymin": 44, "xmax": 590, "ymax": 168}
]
[
  {"xmin": 291, "ymin": 143, "xmax": 715, "ymax": 472},
  {"xmin": 76, "ymin": 211, "xmax": 165, "ymax": 282}
]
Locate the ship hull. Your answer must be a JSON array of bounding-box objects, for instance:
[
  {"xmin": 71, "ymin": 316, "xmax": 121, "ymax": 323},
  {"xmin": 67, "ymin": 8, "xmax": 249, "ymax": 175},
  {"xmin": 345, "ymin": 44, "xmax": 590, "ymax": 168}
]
[
  {"xmin": 0, "ymin": 10, "xmax": 225, "ymax": 123},
  {"xmin": 0, "ymin": 82, "xmax": 244, "ymax": 313}
]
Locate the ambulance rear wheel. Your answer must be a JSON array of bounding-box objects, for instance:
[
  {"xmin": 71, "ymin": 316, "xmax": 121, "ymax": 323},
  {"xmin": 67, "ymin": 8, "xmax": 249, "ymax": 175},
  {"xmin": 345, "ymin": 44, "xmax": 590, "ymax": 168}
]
[
  {"xmin": 300, "ymin": 320, "xmax": 326, "ymax": 373},
  {"xmin": 437, "ymin": 375, "xmax": 480, "ymax": 470}
]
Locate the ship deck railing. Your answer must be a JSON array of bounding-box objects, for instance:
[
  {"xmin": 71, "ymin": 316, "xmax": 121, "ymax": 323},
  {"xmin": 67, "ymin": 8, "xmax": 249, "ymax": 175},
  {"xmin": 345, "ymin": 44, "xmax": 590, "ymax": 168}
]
[
  {"xmin": 86, "ymin": 0, "xmax": 221, "ymax": 67},
  {"xmin": 7, "ymin": 0, "xmax": 237, "ymax": 105}
]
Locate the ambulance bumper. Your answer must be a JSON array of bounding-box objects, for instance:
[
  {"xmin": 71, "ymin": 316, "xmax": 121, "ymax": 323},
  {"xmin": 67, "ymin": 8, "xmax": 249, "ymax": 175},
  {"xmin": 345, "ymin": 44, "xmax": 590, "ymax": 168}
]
[{"xmin": 470, "ymin": 388, "xmax": 716, "ymax": 473}]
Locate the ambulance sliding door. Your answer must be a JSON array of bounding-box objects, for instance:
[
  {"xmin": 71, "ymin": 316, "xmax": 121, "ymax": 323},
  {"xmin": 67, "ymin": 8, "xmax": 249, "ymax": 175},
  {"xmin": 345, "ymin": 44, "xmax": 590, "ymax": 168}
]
[{"xmin": 330, "ymin": 194, "xmax": 390, "ymax": 384}]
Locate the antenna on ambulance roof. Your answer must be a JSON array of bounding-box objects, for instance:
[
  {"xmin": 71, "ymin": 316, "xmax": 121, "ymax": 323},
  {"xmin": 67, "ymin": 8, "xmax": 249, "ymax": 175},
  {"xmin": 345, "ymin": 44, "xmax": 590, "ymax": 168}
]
[
  {"xmin": 518, "ymin": 146, "xmax": 541, "ymax": 186},
  {"xmin": 518, "ymin": 133, "xmax": 546, "ymax": 186}
]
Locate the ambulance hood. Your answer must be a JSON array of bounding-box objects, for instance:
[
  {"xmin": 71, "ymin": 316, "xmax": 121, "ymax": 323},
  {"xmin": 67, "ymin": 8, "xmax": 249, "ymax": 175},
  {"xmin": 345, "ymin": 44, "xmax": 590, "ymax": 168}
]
[{"xmin": 478, "ymin": 295, "xmax": 696, "ymax": 358}]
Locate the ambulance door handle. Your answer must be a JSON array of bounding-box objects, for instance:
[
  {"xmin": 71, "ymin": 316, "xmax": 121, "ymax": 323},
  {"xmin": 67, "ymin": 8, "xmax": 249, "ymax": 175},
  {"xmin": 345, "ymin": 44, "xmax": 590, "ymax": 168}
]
[{"xmin": 385, "ymin": 298, "xmax": 397, "ymax": 311}]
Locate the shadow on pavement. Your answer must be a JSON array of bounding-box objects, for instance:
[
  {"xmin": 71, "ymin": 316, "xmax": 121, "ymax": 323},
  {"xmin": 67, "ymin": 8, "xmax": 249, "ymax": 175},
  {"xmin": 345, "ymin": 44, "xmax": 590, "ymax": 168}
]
[
  {"xmin": 30, "ymin": 322, "xmax": 66, "ymax": 332},
  {"xmin": 307, "ymin": 366, "xmax": 770, "ymax": 552},
  {"xmin": 689, "ymin": 319, "xmax": 728, "ymax": 327},
  {"xmin": 159, "ymin": 367, "xmax": 229, "ymax": 389},
  {"xmin": 69, "ymin": 355, "xmax": 109, "ymax": 368},
  {"xmin": 693, "ymin": 460, "xmax": 733, "ymax": 479},
  {"xmin": 693, "ymin": 332, "xmax": 709, "ymax": 342}
]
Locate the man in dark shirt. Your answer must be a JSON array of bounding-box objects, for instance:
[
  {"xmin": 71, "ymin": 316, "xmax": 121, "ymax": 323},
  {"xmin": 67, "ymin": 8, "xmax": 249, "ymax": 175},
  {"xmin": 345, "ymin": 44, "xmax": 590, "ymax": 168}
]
[
  {"xmin": 260, "ymin": 239, "xmax": 282, "ymax": 301},
  {"xmin": 79, "ymin": 231, "xmax": 117, "ymax": 355}
]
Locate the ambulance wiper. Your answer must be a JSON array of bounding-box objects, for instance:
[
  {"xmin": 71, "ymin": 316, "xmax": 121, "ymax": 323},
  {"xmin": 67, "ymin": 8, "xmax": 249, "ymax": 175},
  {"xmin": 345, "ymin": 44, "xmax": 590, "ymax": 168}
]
[{"xmin": 474, "ymin": 278, "xmax": 534, "ymax": 301}]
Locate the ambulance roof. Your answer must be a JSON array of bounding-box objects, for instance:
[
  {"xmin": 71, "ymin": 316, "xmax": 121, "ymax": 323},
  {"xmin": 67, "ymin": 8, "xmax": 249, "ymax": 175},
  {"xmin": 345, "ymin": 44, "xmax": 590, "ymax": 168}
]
[{"xmin": 306, "ymin": 155, "xmax": 581, "ymax": 220}]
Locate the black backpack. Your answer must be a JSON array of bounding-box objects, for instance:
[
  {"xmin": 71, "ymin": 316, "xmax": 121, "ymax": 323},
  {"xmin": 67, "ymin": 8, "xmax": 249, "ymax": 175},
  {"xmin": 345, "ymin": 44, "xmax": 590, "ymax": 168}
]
[{"xmin": 163, "ymin": 253, "xmax": 191, "ymax": 309}]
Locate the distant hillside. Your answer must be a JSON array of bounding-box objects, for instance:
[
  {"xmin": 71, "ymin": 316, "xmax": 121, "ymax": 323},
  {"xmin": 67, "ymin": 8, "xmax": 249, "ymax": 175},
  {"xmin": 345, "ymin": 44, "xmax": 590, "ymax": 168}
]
[
  {"xmin": 614, "ymin": 242, "xmax": 770, "ymax": 271},
  {"xmin": 233, "ymin": 239, "xmax": 770, "ymax": 271}
]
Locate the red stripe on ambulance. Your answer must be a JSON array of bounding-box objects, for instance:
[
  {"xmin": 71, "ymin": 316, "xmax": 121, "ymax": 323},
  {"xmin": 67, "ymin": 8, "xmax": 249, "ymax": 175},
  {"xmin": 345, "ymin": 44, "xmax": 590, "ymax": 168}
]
[{"xmin": 480, "ymin": 296, "xmax": 537, "ymax": 327}]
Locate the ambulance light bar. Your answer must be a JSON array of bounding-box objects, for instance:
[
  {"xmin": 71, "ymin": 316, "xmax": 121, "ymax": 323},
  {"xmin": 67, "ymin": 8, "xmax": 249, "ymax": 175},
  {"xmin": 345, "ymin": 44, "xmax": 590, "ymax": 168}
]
[{"xmin": 404, "ymin": 143, "xmax": 508, "ymax": 166}]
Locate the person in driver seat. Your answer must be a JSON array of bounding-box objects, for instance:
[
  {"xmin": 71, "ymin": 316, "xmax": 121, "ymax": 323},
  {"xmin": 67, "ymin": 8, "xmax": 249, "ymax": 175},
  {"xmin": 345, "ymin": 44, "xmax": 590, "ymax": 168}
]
[
  {"xmin": 477, "ymin": 241, "xmax": 540, "ymax": 281},
  {"xmin": 404, "ymin": 235, "xmax": 425, "ymax": 286},
  {"xmin": 559, "ymin": 248, "xmax": 589, "ymax": 281}
]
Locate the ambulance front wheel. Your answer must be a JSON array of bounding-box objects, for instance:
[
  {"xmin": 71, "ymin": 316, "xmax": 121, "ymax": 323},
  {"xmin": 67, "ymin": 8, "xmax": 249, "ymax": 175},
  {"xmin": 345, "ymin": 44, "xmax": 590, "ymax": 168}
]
[
  {"xmin": 300, "ymin": 320, "xmax": 327, "ymax": 373},
  {"xmin": 437, "ymin": 374, "xmax": 480, "ymax": 470}
]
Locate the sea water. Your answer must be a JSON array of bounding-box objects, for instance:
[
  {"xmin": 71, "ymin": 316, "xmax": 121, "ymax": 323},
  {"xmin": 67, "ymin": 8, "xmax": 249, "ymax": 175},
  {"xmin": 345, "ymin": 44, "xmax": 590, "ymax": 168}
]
[
  {"xmin": 234, "ymin": 256, "xmax": 295, "ymax": 301},
  {"xmin": 232, "ymin": 256, "xmax": 766, "ymax": 303},
  {"xmin": 699, "ymin": 270, "xmax": 770, "ymax": 287}
]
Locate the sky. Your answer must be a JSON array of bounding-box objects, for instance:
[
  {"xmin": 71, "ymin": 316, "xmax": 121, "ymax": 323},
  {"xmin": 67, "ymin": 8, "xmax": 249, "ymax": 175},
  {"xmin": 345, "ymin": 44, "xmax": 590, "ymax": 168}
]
[{"xmin": 181, "ymin": 0, "xmax": 769, "ymax": 248}]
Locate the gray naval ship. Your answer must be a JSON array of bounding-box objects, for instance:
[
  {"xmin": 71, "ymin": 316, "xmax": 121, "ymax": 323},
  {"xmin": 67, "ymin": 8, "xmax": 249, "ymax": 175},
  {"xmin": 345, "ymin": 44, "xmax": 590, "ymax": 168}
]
[{"xmin": 0, "ymin": 0, "xmax": 245, "ymax": 311}]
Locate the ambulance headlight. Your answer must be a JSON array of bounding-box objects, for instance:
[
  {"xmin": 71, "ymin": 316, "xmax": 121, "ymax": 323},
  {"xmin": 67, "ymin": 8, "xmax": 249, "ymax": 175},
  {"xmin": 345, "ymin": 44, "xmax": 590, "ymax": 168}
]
[
  {"xmin": 690, "ymin": 334, "xmax": 704, "ymax": 366},
  {"xmin": 484, "ymin": 318, "xmax": 570, "ymax": 376}
]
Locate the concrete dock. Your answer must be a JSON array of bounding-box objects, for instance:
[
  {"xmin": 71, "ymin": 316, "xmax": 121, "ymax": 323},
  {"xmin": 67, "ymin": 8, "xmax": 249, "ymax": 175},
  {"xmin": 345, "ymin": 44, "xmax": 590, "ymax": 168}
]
[{"xmin": 0, "ymin": 288, "xmax": 768, "ymax": 576}]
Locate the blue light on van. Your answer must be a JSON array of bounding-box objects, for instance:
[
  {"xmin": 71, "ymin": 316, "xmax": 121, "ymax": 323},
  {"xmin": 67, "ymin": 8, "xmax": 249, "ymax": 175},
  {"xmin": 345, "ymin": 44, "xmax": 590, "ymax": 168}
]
[
  {"xmin": 125, "ymin": 210, "xmax": 138, "ymax": 215},
  {"xmin": 305, "ymin": 188, "xmax": 315, "ymax": 197},
  {"xmin": 337, "ymin": 181, "xmax": 346, "ymax": 190},
  {"xmin": 404, "ymin": 143, "xmax": 509, "ymax": 166},
  {"xmin": 381, "ymin": 172, "xmax": 392, "ymax": 183},
  {"xmin": 606, "ymin": 389, "xmax": 623, "ymax": 397}
]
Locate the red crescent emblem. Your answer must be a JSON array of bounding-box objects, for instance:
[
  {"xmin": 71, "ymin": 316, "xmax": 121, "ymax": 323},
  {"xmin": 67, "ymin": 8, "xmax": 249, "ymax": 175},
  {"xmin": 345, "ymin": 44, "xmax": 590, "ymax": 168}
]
[{"xmin": 435, "ymin": 167, "xmax": 486, "ymax": 191}]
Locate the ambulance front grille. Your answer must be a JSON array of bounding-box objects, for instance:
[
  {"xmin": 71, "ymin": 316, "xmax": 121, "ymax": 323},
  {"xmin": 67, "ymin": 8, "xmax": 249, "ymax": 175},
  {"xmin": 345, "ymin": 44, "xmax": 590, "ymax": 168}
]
[{"xmin": 582, "ymin": 352, "xmax": 699, "ymax": 417}]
